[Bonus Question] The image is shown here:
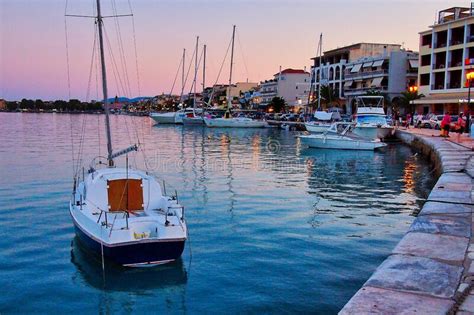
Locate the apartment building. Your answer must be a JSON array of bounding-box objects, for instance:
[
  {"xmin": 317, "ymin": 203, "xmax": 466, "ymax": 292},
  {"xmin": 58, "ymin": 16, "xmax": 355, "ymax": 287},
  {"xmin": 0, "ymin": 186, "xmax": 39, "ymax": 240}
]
[
  {"xmin": 415, "ymin": 6, "xmax": 474, "ymax": 115},
  {"xmin": 259, "ymin": 68, "xmax": 310, "ymax": 109},
  {"xmin": 344, "ymin": 50, "xmax": 419, "ymax": 113},
  {"xmin": 311, "ymin": 43, "xmax": 401, "ymax": 102}
]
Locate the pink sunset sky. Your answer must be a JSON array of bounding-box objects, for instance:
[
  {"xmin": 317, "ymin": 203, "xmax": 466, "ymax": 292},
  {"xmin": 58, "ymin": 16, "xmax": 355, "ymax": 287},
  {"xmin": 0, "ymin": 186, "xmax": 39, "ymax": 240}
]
[{"xmin": 0, "ymin": 0, "xmax": 467, "ymax": 101}]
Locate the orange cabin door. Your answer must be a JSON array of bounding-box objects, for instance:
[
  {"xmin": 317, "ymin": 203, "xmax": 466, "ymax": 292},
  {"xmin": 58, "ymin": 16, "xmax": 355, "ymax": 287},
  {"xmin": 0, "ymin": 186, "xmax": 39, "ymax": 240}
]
[{"xmin": 107, "ymin": 179, "xmax": 144, "ymax": 212}]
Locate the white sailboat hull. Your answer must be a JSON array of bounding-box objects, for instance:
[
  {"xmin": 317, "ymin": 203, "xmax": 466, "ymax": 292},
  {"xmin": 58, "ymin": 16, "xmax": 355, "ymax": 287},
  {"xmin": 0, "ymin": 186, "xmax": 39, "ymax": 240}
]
[
  {"xmin": 299, "ymin": 134, "xmax": 387, "ymax": 150},
  {"xmin": 204, "ymin": 117, "xmax": 267, "ymax": 128},
  {"xmin": 150, "ymin": 112, "xmax": 176, "ymax": 124},
  {"xmin": 182, "ymin": 116, "xmax": 204, "ymax": 125}
]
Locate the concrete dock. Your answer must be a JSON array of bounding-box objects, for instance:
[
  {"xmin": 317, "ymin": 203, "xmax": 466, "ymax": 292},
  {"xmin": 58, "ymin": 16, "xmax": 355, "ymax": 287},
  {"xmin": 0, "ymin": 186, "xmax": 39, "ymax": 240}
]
[{"xmin": 340, "ymin": 129, "xmax": 474, "ymax": 314}]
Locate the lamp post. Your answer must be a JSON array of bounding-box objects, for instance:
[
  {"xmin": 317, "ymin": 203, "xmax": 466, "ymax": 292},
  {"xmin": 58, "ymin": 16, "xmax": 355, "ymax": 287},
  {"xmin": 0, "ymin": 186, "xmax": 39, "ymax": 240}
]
[
  {"xmin": 408, "ymin": 85, "xmax": 418, "ymax": 125},
  {"xmin": 466, "ymin": 72, "xmax": 474, "ymax": 134}
]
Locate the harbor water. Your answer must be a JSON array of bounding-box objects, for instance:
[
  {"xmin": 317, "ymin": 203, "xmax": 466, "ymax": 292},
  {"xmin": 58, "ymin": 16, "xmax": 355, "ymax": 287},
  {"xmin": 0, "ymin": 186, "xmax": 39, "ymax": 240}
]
[{"xmin": 0, "ymin": 113, "xmax": 436, "ymax": 314}]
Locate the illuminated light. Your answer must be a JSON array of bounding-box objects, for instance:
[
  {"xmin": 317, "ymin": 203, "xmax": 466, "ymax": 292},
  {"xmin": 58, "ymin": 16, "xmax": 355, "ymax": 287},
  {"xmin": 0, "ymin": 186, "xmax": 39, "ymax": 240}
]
[{"xmin": 466, "ymin": 72, "xmax": 474, "ymax": 81}]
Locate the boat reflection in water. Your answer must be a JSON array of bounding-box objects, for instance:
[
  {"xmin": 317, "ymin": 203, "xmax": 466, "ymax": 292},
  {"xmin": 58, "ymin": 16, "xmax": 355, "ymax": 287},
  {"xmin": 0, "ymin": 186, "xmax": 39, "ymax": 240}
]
[{"xmin": 70, "ymin": 237, "xmax": 188, "ymax": 292}]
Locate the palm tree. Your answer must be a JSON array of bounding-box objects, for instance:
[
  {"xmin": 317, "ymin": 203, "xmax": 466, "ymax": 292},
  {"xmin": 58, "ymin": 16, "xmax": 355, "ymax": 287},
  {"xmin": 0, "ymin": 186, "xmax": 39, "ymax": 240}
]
[
  {"xmin": 319, "ymin": 85, "xmax": 340, "ymax": 109},
  {"xmin": 400, "ymin": 90, "xmax": 425, "ymax": 124},
  {"xmin": 269, "ymin": 96, "xmax": 286, "ymax": 113}
]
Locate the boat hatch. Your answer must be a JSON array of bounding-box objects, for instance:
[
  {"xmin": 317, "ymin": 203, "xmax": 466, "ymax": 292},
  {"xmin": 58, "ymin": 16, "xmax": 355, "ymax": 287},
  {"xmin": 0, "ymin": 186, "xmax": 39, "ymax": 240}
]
[{"xmin": 107, "ymin": 179, "xmax": 144, "ymax": 212}]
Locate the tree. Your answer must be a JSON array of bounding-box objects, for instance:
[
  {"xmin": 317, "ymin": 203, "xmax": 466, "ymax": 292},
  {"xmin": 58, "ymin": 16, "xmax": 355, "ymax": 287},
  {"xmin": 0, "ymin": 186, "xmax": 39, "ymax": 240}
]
[
  {"xmin": 319, "ymin": 85, "xmax": 341, "ymax": 109},
  {"xmin": 400, "ymin": 90, "xmax": 425, "ymax": 123},
  {"xmin": 268, "ymin": 96, "xmax": 286, "ymax": 113}
]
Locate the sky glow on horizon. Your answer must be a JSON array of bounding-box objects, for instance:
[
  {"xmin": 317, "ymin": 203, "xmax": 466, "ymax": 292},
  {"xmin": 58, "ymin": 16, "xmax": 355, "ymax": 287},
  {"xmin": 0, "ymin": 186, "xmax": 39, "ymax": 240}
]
[{"xmin": 0, "ymin": 0, "xmax": 468, "ymax": 101}]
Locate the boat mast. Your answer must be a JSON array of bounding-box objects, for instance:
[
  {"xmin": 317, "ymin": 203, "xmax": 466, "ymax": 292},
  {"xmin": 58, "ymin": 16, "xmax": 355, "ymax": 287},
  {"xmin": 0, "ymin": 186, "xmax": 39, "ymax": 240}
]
[
  {"xmin": 317, "ymin": 33, "xmax": 322, "ymax": 111},
  {"xmin": 96, "ymin": 0, "xmax": 114, "ymax": 167},
  {"xmin": 179, "ymin": 48, "xmax": 185, "ymax": 106},
  {"xmin": 203, "ymin": 44, "xmax": 206, "ymax": 95},
  {"xmin": 193, "ymin": 36, "xmax": 199, "ymax": 114},
  {"xmin": 227, "ymin": 25, "xmax": 236, "ymax": 111}
]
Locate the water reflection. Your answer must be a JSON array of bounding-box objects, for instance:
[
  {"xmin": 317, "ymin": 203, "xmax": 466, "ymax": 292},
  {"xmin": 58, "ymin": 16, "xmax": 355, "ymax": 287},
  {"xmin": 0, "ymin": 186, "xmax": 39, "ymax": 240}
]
[{"xmin": 70, "ymin": 238, "xmax": 188, "ymax": 292}]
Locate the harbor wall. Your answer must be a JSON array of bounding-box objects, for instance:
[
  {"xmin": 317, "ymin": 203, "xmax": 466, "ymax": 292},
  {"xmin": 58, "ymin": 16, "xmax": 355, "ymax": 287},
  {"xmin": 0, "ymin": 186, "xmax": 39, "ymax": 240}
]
[{"xmin": 339, "ymin": 130, "xmax": 474, "ymax": 314}]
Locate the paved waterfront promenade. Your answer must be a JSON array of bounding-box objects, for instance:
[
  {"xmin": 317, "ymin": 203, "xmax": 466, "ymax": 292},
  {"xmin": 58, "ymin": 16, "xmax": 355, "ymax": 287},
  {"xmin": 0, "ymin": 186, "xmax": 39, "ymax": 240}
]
[{"xmin": 340, "ymin": 128, "xmax": 474, "ymax": 314}]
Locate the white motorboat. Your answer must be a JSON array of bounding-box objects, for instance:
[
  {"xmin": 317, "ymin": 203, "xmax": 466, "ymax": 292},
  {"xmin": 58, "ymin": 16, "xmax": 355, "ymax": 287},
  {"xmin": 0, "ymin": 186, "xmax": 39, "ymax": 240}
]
[
  {"xmin": 352, "ymin": 96, "xmax": 393, "ymax": 140},
  {"xmin": 299, "ymin": 122, "xmax": 387, "ymax": 151},
  {"xmin": 69, "ymin": 0, "xmax": 187, "ymax": 267},
  {"xmin": 150, "ymin": 112, "xmax": 176, "ymax": 124},
  {"xmin": 204, "ymin": 116, "xmax": 267, "ymax": 128},
  {"xmin": 305, "ymin": 110, "xmax": 341, "ymax": 133}
]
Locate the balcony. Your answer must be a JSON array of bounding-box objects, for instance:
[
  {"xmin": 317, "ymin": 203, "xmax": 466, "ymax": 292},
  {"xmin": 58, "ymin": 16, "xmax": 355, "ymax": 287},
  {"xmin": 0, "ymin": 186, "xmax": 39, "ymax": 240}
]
[{"xmin": 344, "ymin": 69, "xmax": 387, "ymax": 80}]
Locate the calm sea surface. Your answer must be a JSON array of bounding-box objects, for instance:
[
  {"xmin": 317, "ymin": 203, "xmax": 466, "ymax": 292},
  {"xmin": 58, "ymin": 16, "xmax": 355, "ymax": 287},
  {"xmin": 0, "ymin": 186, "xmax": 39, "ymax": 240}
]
[{"xmin": 0, "ymin": 112, "xmax": 435, "ymax": 314}]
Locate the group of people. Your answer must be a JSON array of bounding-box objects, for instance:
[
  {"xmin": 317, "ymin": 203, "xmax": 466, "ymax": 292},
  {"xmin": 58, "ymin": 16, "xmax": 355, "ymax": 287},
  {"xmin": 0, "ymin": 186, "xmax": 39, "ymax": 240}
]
[{"xmin": 440, "ymin": 112, "xmax": 467, "ymax": 142}]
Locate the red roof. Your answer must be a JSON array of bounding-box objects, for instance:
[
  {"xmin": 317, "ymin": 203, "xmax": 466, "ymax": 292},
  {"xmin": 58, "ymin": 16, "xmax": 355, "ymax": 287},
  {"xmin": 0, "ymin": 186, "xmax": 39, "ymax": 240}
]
[{"xmin": 274, "ymin": 68, "xmax": 308, "ymax": 76}]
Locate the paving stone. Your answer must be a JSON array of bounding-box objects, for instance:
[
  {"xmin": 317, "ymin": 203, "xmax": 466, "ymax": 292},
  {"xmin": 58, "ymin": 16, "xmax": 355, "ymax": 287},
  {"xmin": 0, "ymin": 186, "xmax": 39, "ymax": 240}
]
[
  {"xmin": 437, "ymin": 173, "xmax": 473, "ymax": 185},
  {"xmin": 459, "ymin": 294, "xmax": 474, "ymax": 312},
  {"xmin": 365, "ymin": 255, "xmax": 463, "ymax": 298},
  {"xmin": 469, "ymin": 261, "xmax": 474, "ymax": 274},
  {"xmin": 469, "ymin": 244, "xmax": 474, "ymax": 252},
  {"xmin": 409, "ymin": 215, "xmax": 471, "ymax": 238},
  {"xmin": 457, "ymin": 311, "xmax": 474, "ymax": 315},
  {"xmin": 392, "ymin": 232, "xmax": 468, "ymax": 263},
  {"xmin": 339, "ymin": 286, "xmax": 453, "ymax": 315},
  {"xmin": 434, "ymin": 182, "xmax": 472, "ymax": 191},
  {"xmin": 428, "ymin": 189, "xmax": 472, "ymax": 203},
  {"xmin": 458, "ymin": 282, "xmax": 470, "ymax": 293},
  {"xmin": 419, "ymin": 202, "xmax": 473, "ymax": 218}
]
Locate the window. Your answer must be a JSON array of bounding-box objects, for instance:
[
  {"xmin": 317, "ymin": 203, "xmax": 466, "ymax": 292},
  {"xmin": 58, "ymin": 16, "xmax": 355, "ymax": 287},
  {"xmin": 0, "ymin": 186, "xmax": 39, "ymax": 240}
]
[
  {"xmin": 421, "ymin": 55, "xmax": 431, "ymax": 67},
  {"xmin": 421, "ymin": 34, "xmax": 432, "ymax": 47},
  {"xmin": 420, "ymin": 73, "xmax": 430, "ymax": 86}
]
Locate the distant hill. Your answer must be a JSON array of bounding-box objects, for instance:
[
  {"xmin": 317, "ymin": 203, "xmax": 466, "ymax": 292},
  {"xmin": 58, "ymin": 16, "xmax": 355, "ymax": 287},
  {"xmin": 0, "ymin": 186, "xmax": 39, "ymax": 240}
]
[{"xmin": 106, "ymin": 96, "xmax": 152, "ymax": 103}]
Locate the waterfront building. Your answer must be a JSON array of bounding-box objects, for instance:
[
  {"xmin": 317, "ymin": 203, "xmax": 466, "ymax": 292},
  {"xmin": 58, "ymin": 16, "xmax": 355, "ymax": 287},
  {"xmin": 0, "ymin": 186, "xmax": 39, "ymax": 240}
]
[
  {"xmin": 311, "ymin": 43, "xmax": 401, "ymax": 112},
  {"xmin": 344, "ymin": 50, "xmax": 419, "ymax": 114},
  {"xmin": 259, "ymin": 68, "xmax": 310, "ymax": 110},
  {"xmin": 414, "ymin": 6, "xmax": 474, "ymax": 115}
]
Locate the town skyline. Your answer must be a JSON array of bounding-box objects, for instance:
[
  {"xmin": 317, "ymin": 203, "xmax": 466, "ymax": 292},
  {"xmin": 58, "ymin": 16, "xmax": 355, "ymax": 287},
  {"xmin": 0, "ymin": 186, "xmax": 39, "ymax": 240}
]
[{"xmin": 0, "ymin": 0, "xmax": 467, "ymax": 101}]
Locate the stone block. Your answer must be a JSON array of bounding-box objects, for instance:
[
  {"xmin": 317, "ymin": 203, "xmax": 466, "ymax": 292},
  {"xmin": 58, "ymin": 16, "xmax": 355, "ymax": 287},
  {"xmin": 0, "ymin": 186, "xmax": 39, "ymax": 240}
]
[
  {"xmin": 459, "ymin": 294, "xmax": 474, "ymax": 312},
  {"xmin": 419, "ymin": 202, "xmax": 473, "ymax": 218},
  {"xmin": 365, "ymin": 255, "xmax": 463, "ymax": 298},
  {"xmin": 392, "ymin": 232, "xmax": 468, "ymax": 263},
  {"xmin": 339, "ymin": 286, "xmax": 453, "ymax": 315},
  {"xmin": 428, "ymin": 189, "xmax": 472, "ymax": 203},
  {"xmin": 409, "ymin": 215, "xmax": 471, "ymax": 238}
]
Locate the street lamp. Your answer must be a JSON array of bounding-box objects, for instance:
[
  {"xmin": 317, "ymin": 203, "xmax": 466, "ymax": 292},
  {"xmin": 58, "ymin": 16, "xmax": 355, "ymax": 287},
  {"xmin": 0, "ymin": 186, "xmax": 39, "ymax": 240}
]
[
  {"xmin": 408, "ymin": 85, "xmax": 418, "ymax": 125},
  {"xmin": 465, "ymin": 72, "xmax": 474, "ymax": 133}
]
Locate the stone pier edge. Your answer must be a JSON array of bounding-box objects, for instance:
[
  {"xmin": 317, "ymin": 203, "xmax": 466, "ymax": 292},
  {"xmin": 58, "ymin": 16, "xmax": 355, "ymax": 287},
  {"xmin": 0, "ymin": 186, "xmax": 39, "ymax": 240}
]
[{"xmin": 339, "ymin": 130, "xmax": 474, "ymax": 314}]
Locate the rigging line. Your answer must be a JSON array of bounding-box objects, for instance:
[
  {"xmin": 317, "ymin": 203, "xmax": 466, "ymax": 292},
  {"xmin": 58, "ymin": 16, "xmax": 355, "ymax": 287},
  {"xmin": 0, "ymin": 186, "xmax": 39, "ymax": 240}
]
[
  {"xmin": 170, "ymin": 56, "xmax": 183, "ymax": 95},
  {"xmin": 64, "ymin": 0, "xmax": 75, "ymax": 181},
  {"xmin": 187, "ymin": 48, "xmax": 204, "ymax": 95},
  {"xmin": 85, "ymin": 25, "xmax": 99, "ymax": 102},
  {"xmin": 207, "ymin": 36, "xmax": 232, "ymax": 106},
  {"xmin": 236, "ymin": 30, "xmax": 249, "ymax": 81},
  {"xmin": 110, "ymin": 0, "xmax": 132, "ymax": 97},
  {"xmin": 127, "ymin": 0, "xmax": 141, "ymax": 96},
  {"xmin": 180, "ymin": 47, "xmax": 196, "ymax": 101},
  {"xmin": 103, "ymin": 26, "xmax": 128, "ymax": 97}
]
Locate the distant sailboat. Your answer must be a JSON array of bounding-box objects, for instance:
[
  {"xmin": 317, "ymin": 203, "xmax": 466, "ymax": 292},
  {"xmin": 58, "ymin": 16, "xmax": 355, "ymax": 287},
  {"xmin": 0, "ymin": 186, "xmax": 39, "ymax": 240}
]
[
  {"xmin": 183, "ymin": 36, "xmax": 204, "ymax": 125},
  {"xmin": 69, "ymin": 0, "xmax": 187, "ymax": 267},
  {"xmin": 204, "ymin": 25, "xmax": 267, "ymax": 128}
]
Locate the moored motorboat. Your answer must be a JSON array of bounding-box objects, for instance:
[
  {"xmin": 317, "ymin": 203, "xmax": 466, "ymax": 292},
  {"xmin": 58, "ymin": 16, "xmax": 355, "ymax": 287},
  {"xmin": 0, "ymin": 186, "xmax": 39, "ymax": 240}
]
[
  {"xmin": 299, "ymin": 122, "xmax": 387, "ymax": 151},
  {"xmin": 204, "ymin": 116, "xmax": 267, "ymax": 128},
  {"xmin": 352, "ymin": 96, "xmax": 393, "ymax": 140}
]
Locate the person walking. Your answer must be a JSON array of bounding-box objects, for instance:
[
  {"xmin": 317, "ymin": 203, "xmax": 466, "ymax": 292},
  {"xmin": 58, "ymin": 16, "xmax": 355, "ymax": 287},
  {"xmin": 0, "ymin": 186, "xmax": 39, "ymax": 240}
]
[
  {"xmin": 455, "ymin": 112, "xmax": 466, "ymax": 142},
  {"xmin": 441, "ymin": 112, "xmax": 451, "ymax": 137},
  {"xmin": 406, "ymin": 113, "xmax": 411, "ymax": 129}
]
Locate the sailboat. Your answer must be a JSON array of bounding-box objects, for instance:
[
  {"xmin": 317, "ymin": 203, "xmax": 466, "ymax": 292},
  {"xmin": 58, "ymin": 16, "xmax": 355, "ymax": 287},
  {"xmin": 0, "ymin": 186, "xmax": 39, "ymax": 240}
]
[
  {"xmin": 183, "ymin": 37, "xmax": 204, "ymax": 125},
  {"xmin": 69, "ymin": 0, "xmax": 187, "ymax": 267},
  {"xmin": 150, "ymin": 49, "xmax": 186, "ymax": 124},
  {"xmin": 204, "ymin": 26, "xmax": 267, "ymax": 128}
]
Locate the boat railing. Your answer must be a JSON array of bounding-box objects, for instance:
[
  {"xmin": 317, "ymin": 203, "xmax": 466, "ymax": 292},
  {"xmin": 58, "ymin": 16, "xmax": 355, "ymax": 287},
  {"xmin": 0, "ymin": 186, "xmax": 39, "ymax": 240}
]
[{"xmin": 96, "ymin": 209, "xmax": 129, "ymax": 233}]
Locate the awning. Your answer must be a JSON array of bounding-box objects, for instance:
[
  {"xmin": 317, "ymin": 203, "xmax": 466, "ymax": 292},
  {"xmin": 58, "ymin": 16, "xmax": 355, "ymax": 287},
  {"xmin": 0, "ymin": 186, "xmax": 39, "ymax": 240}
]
[
  {"xmin": 314, "ymin": 111, "xmax": 333, "ymax": 121},
  {"xmin": 412, "ymin": 93, "xmax": 471, "ymax": 104},
  {"xmin": 372, "ymin": 60, "xmax": 384, "ymax": 67},
  {"xmin": 371, "ymin": 77, "xmax": 383, "ymax": 87},
  {"xmin": 351, "ymin": 64, "xmax": 362, "ymax": 73},
  {"xmin": 409, "ymin": 59, "xmax": 419, "ymax": 68},
  {"xmin": 345, "ymin": 65, "xmax": 353, "ymax": 70},
  {"xmin": 363, "ymin": 62, "xmax": 373, "ymax": 68},
  {"xmin": 344, "ymin": 80, "xmax": 353, "ymax": 87}
]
